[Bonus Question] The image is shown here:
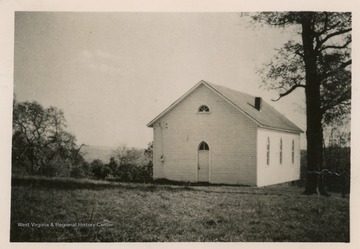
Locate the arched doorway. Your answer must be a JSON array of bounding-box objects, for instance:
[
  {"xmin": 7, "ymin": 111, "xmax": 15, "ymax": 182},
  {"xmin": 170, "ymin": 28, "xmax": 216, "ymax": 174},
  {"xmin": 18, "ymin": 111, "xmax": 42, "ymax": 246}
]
[{"xmin": 198, "ymin": 141, "xmax": 209, "ymax": 182}]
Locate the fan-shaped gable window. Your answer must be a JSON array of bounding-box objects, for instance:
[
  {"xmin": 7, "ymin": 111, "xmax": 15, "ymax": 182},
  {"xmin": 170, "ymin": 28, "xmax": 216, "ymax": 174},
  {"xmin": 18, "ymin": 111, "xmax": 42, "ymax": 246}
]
[
  {"xmin": 198, "ymin": 105, "xmax": 210, "ymax": 113},
  {"xmin": 199, "ymin": 141, "xmax": 209, "ymax": 150}
]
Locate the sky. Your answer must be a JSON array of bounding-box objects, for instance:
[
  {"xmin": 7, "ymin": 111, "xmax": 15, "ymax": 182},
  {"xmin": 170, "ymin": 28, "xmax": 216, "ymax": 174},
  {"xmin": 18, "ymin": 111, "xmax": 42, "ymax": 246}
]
[{"xmin": 14, "ymin": 12, "xmax": 307, "ymax": 149}]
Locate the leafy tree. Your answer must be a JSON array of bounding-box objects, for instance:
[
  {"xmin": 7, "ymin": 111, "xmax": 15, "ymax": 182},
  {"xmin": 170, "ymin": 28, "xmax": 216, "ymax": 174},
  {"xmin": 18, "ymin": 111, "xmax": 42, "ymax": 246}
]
[
  {"xmin": 90, "ymin": 159, "xmax": 110, "ymax": 180},
  {"xmin": 144, "ymin": 141, "xmax": 153, "ymax": 161},
  {"xmin": 109, "ymin": 143, "xmax": 153, "ymax": 182},
  {"xmin": 141, "ymin": 142, "xmax": 153, "ymax": 181},
  {"xmin": 323, "ymin": 120, "xmax": 350, "ymax": 172},
  {"xmin": 12, "ymin": 100, "xmax": 84, "ymax": 176},
  {"xmin": 107, "ymin": 156, "xmax": 118, "ymax": 177},
  {"xmin": 70, "ymin": 161, "xmax": 91, "ymax": 178},
  {"xmin": 250, "ymin": 12, "xmax": 351, "ymax": 194},
  {"xmin": 112, "ymin": 146, "xmax": 143, "ymax": 180}
]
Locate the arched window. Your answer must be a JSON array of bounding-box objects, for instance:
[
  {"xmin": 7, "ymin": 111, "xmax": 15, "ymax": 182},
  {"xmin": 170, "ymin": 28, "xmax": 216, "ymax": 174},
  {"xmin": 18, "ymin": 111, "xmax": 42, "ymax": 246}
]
[
  {"xmin": 199, "ymin": 141, "xmax": 209, "ymax": 150},
  {"xmin": 280, "ymin": 138, "xmax": 283, "ymax": 164},
  {"xmin": 198, "ymin": 105, "xmax": 210, "ymax": 113},
  {"xmin": 291, "ymin": 139, "xmax": 295, "ymax": 164},
  {"xmin": 266, "ymin": 137, "xmax": 270, "ymax": 165}
]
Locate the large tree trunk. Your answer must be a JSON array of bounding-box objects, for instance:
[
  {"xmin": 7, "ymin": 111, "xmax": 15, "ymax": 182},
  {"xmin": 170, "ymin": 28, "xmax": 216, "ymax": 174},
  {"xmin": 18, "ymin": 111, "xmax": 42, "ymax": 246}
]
[{"xmin": 301, "ymin": 18, "xmax": 326, "ymax": 195}]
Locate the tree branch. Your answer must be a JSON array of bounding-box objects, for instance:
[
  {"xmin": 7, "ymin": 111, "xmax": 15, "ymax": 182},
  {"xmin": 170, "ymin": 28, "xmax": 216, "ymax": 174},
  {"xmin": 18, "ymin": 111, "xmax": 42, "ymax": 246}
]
[
  {"xmin": 327, "ymin": 21, "xmax": 341, "ymax": 31},
  {"xmin": 272, "ymin": 84, "xmax": 306, "ymax": 101},
  {"xmin": 315, "ymin": 33, "xmax": 322, "ymax": 52},
  {"xmin": 321, "ymin": 59, "xmax": 352, "ymax": 79},
  {"xmin": 321, "ymin": 89, "xmax": 351, "ymax": 114},
  {"xmin": 320, "ymin": 39, "xmax": 352, "ymax": 52},
  {"xmin": 294, "ymin": 49, "xmax": 304, "ymax": 58},
  {"xmin": 319, "ymin": 28, "xmax": 352, "ymax": 46},
  {"xmin": 318, "ymin": 20, "xmax": 341, "ymax": 36},
  {"xmin": 320, "ymin": 12, "xmax": 329, "ymax": 34}
]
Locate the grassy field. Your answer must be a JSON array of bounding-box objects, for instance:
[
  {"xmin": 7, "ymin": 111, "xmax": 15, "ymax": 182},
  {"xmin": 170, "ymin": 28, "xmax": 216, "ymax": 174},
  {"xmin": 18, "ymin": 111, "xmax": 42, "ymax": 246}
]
[{"xmin": 10, "ymin": 177, "xmax": 349, "ymax": 242}]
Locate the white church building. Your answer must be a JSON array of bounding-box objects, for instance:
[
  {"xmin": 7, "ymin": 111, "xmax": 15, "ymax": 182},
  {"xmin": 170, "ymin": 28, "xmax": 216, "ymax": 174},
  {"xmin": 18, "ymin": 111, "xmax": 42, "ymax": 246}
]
[{"xmin": 147, "ymin": 80, "xmax": 303, "ymax": 186}]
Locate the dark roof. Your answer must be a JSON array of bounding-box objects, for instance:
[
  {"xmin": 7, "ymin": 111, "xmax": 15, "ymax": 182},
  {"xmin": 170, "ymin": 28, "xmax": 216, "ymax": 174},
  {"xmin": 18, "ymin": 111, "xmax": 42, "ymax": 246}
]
[
  {"xmin": 147, "ymin": 80, "xmax": 303, "ymax": 133},
  {"xmin": 205, "ymin": 81, "xmax": 303, "ymax": 133}
]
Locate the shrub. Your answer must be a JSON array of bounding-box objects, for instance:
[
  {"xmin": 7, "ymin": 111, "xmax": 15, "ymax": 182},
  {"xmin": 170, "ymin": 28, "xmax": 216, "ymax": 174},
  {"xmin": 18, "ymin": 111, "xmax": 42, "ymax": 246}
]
[
  {"xmin": 90, "ymin": 159, "xmax": 110, "ymax": 180},
  {"xmin": 107, "ymin": 143, "xmax": 153, "ymax": 183}
]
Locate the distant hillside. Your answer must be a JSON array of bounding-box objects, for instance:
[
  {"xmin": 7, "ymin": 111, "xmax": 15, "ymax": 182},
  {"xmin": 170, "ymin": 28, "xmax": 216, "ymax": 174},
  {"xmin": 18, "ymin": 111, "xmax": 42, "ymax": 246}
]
[{"xmin": 81, "ymin": 145, "xmax": 117, "ymax": 163}]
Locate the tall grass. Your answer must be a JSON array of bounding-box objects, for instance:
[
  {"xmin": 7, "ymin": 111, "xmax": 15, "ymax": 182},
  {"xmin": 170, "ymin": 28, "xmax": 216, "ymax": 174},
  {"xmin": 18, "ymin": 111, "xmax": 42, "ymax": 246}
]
[{"xmin": 10, "ymin": 176, "xmax": 349, "ymax": 242}]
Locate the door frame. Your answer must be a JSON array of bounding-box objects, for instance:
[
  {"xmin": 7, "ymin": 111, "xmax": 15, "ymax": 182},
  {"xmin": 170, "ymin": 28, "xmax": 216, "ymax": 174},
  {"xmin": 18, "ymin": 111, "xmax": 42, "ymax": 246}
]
[{"xmin": 196, "ymin": 141, "xmax": 211, "ymax": 182}]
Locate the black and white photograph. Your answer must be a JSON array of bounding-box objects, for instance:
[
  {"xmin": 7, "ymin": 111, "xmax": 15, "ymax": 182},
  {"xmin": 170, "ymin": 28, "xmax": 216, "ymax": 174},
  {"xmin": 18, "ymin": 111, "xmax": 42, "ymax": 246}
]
[{"xmin": 0, "ymin": 0, "xmax": 357, "ymax": 246}]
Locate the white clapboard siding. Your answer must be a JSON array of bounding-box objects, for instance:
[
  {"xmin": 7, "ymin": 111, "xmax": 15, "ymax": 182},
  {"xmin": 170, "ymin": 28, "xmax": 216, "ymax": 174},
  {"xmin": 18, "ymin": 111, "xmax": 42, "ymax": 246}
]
[
  {"xmin": 256, "ymin": 128, "xmax": 301, "ymax": 186},
  {"xmin": 153, "ymin": 84, "xmax": 258, "ymax": 185}
]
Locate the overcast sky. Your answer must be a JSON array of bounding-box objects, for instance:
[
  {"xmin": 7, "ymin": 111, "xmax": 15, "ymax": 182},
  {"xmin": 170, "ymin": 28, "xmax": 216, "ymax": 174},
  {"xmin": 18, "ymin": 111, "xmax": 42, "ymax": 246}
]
[{"xmin": 14, "ymin": 12, "xmax": 306, "ymax": 148}]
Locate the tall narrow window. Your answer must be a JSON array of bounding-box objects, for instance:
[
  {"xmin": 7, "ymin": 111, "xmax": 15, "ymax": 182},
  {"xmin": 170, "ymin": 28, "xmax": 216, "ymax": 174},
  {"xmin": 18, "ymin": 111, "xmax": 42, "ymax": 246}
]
[
  {"xmin": 291, "ymin": 139, "xmax": 295, "ymax": 164},
  {"xmin": 266, "ymin": 137, "xmax": 270, "ymax": 166},
  {"xmin": 198, "ymin": 105, "xmax": 210, "ymax": 113},
  {"xmin": 280, "ymin": 138, "xmax": 283, "ymax": 164}
]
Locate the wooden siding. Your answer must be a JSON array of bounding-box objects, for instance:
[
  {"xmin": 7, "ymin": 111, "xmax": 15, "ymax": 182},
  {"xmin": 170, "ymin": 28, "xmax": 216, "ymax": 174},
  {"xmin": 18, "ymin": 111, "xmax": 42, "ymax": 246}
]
[
  {"xmin": 153, "ymin": 84, "xmax": 258, "ymax": 185},
  {"xmin": 256, "ymin": 128, "xmax": 301, "ymax": 187}
]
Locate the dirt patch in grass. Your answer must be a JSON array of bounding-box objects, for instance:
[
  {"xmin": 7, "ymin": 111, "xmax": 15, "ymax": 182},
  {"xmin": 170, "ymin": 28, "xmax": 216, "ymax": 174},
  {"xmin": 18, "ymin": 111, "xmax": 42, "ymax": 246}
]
[{"xmin": 10, "ymin": 177, "xmax": 349, "ymax": 242}]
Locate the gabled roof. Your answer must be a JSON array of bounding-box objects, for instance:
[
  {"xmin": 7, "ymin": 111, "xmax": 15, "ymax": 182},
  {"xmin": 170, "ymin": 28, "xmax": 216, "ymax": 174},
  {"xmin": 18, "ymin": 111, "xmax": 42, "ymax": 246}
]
[{"xmin": 147, "ymin": 80, "xmax": 303, "ymax": 133}]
